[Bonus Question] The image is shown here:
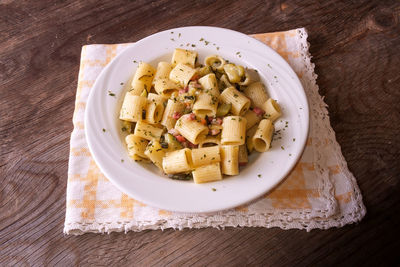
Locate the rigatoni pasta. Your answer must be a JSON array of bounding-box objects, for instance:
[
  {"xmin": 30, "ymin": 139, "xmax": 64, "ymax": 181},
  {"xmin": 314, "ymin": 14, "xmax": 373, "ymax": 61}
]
[
  {"xmin": 118, "ymin": 48, "xmax": 282, "ymax": 184},
  {"xmin": 169, "ymin": 63, "xmax": 196, "ymax": 86},
  {"xmin": 221, "ymin": 116, "xmax": 247, "ymax": 145},
  {"xmin": 134, "ymin": 121, "xmax": 164, "ymax": 141},
  {"xmin": 144, "ymin": 140, "xmax": 166, "ymax": 170},
  {"xmin": 125, "ymin": 134, "xmax": 149, "ymax": 161},
  {"xmin": 191, "ymin": 146, "xmax": 221, "ymax": 167},
  {"xmin": 262, "ymin": 98, "xmax": 282, "ymax": 122},
  {"xmin": 252, "ymin": 119, "xmax": 274, "ymax": 152},
  {"xmin": 244, "ymin": 82, "xmax": 269, "ymax": 108},
  {"xmin": 153, "ymin": 62, "xmax": 173, "ymax": 85},
  {"xmin": 198, "ymin": 135, "xmax": 221, "ymax": 148},
  {"xmin": 145, "ymin": 93, "xmax": 166, "ymax": 124},
  {"xmin": 161, "ymin": 99, "xmax": 185, "ymax": 130},
  {"xmin": 132, "ymin": 62, "xmax": 156, "ymax": 90},
  {"xmin": 175, "ymin": 114, "xmax": 209, "ymax": 144},
  {"xmin": 220, "ymin": 145, "xmax": 239, "ymax": 175},
  {"xmin": 219, "ymin": 87, "xmax": 250, "ymax": 116},
  {"xmin": 192, "ymin": 163, "xmax": 222, "ymax": 184},
  {"xmin": 243, "ymin": 110, "xmax": 261, "ymax": 130},
  {"xmin": 162, "ymin": 148, "xmax": 192, "ymax": 174},
  {"xmin": 119, "ymin": 93, "xmax": 147, "ymax": 122},
  {"xmin": 172, "ymin": 48, "xmax": 198, "ymax": 68}
]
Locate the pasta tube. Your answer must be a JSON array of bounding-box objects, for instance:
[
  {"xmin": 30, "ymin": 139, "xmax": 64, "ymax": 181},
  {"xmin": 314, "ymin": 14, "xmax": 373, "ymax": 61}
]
[
  {"xmin": 134, "ymin": 121, "xmax": 164, "ymax": 141},
  {"xmin": 220, "ymin": 145, "xmax": 239, "ymax": 175},
  {"xmin": 144, "ymin": 140, "xmax": 166, "ymax": 171},
  {"xmin": 192, "ymin": 163, "xmax": 222, "ymax": 184},
  {"xmin": 244, "ymin": 82, "xmax": 269, "ymax": 108},
  {"xmin": 223, "ymin": 64, "xmax": 245, "ymax": 83},
  {"xmin": 145, "ymin": 93, "xmax": 166, "ymax": 124},
  {"xmin": 119, "ymin": 92, "xmax": 147, "ymax": 122},
  {"xmin": 193, "ymin": 92, "xmax": 218, "ymax": 118},
  {"xmin": 221, "ymin": 116, "xmax": 247, "ymax": 146},
  {"xmin": 130, "ymin": 80, "xmax": 148, "ymax": 96},
  {"xmin": 175, "ymin": 114, "xmax": 209, "ymax": 144},
  {"xmin": 218, "ymin": 74, "xmax": 233, "ymax": 90},
  {"xmin": 191, "ymin": 146, "xmax": 221, "ymax": 167},
  {"xmin": 161, "ymin": 99, "xmax": 185, "ymax": 130},
  {"xmin": 171, "ymin": 48, "xmax": 198, "ymax": 68},
  {"xmin": 219, "ymin": 87, "xmax": 250, "ymax": 116},
  {"xmin": 198, "ymin": 73, "xmax": 220, "ymax": 96},
  {"xmin": 169, "ymin": 63, "xmax": 196, "ymax": 86},
  {"xmin": 252, "ymin": 119, "xmax": 274, "ymax": 152},
  {"xmin": 125, "ymin": 134, "xmax": 149, "ymax": 160},
  {"xmin": 154, "ymin": 78, "xmax": 180, "ymax": 97},
  {"xmin": 238, "ymin": 144, "xmax": 248, "ymax": 165},
  {"xmin": 152, "ymin": 62, "xmax": 173, "ymax": 85},
  {"xmin": 196, "ymin": 65, "xmax": 212, "ymax": 77},
  {"xmin": 246, "ymin": 126, "xmax": 258, "ymax": 153},
  {"xmin": 262, "ymin": 98, "xmax": 282, "ymax": 122},
  {"xmin": 198, "ymin": 135, "xmax": 221, "ymax": 148},
  {"xmin": 162, "ymin": 148, "xmax": 192, "ymax": 174},
  {"xmin": 243, "ymin": 110, "xmax": 261, "ymax": 130},
  {"xmin": 239, "ymin": 68, "xmax": 260, "ymax": 86},
  {"xmin": 132, "ymin": 62, "xmax": 156, "ymax": 90},
  {"xmin": 204, "ymin": 55, "xmax": 226, "ymax": 71}
]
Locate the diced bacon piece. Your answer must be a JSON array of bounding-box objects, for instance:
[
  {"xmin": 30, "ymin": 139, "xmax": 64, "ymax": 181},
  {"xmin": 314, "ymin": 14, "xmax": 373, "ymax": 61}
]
[
  {"xmin": 192, "ymin": 82, "xmax": 202, "ymax": 88},
  {"xmin": 172, "ymin": 112, "xmax": 181, "ymax": 120},
  {"xmin": 239, "ymin": 162, "xmax": 247, "ymax": 166},
  {"xmin": 253, "ymin": 107, "xmax": 265, "ymax": 116},
  {"xmin": 200, "ymin": 118, "xmax": 207, "ymax": 125},
  {"xmin": 210, "ymin": 128, "xmax": 220, "ymax": 135},
  {"xmin": 175, "ymin": 135, "xmax": 186, "ymax": 142},
  {"xmin": 190, "ymin": 74, "xmax": 199, "ymax": 81},
  {"xmin": 168, "ymin": 128, "xmax": 180, "ymax": 136},
  {"xmin": 188, "ymin": 113, "xmax": 196, "ymax": 120},
  {"xmin": 211, "ymin": 117, "xmax": 223, "ymax": 125}
]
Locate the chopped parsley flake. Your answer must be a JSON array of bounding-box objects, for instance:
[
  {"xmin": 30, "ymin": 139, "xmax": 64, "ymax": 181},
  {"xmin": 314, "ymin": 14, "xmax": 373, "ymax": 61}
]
[
  {"xmin": 212, "ymin": 188, "xmax": 217, "ymax": 192},
  {"xmin": 121, "ymin": 159, "xmax": 124, "ymax": 162},
  {"xmin": 108, "ymin": 91, "xmax": 115, "ymax": 96},
  {"xmin": 102, "ymin": 128, "xmax": 106, "ymax": 132},
  {"xmin": 257, "ymin": 174, "xmax": 261, "ymax": 178},
  {"xmin": 281, "ymin": 146, "xmax": 285, "ymax": 150},
  {"xmin": 293, "ymin": 138, "xmax": 296, "ymax": 142}
]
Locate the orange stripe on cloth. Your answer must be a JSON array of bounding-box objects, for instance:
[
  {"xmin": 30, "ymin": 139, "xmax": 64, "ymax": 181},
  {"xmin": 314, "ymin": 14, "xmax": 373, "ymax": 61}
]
[
  {"xmin": 251, "ymin": 31, "xmax": 299, "ymax": 62},
  {"xmin": 265, "ymin": 162, "xmax": 318, "ymax": 209},
  {"xmin": 336, "ymin": 192, "xmax": 352, "ymax": 204}
]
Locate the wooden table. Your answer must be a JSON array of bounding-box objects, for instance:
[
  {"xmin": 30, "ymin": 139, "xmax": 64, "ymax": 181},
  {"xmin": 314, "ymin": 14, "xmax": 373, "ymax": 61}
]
[{"xmin": 1, "ymin": 0, "xmax": 399, "ymax": 265}]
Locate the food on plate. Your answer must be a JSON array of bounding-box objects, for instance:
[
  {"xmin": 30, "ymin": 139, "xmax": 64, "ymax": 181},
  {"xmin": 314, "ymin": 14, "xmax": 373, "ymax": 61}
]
[{"xmin": 118, "ymin": 48, "xmax": 282, "ymax": 183}]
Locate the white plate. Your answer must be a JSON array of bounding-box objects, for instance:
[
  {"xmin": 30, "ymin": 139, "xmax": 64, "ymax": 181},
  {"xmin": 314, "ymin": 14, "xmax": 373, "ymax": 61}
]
[{"xmin": 85, "ymin": 26, "xmax": 309, "ymax": 213}]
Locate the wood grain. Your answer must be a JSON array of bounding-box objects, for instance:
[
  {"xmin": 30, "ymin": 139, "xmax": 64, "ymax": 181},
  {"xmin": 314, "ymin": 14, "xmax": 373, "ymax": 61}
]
[{"xmin": 1, "ymin": 0, "xmax": 400, "ymax": 265}]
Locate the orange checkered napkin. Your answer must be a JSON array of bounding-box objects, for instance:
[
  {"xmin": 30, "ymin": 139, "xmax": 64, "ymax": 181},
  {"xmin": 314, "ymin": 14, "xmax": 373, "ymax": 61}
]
[{"xmin": 65, "ymin": 28, "xmax": 366, "ymax": 234}]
